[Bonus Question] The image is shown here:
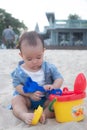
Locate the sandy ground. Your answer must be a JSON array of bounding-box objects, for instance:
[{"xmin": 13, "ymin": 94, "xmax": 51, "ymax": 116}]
[{"xmin": 0, "ymin": 49, "xmax": 87, "ymax": 130}]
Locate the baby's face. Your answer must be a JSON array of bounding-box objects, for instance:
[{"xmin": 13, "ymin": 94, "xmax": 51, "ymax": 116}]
[{"xmin": 20, "ymin": 39, "xmax": 44, "ymax": 71}]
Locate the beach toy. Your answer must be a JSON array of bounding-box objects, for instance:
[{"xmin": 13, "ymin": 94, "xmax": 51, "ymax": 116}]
[
  {"xmin": 23, "ymin": 77, "xmax": 46, "ymax": 93},
  {"xmin": 23, "ymin": 77, "xmax": 62, "ymax": 97},
  {"xmin": 47, "ymin": 88, "xmax": 62, "ymax": 96},
  {"xmin": 49, "ymin": 92, "xmax": 86, "ymax": 122},
  {"xmin": 62, "ymin": 87, "xmax": 74, "ymax": 95},
  {"xmin": 74, "ymin": 73, "xmax": 86, "ymax": 94},
  {"xmin": 49, "ymin": 73, "xmax": 87, "ymax": 123},
  {"xmin": 31, "ymin": 105, "xmax": 43, "ymax": 125}
]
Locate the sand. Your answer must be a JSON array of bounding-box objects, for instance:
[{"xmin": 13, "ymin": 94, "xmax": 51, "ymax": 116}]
[{"xmin": 0, "ymin": 49, "xmax": 87, "ymax": 130}]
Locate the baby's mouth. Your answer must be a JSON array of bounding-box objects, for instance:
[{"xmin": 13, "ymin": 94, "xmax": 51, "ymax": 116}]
[{"xmin": 32, "ymin": 66, "xmax": 40, "ymax": 70}]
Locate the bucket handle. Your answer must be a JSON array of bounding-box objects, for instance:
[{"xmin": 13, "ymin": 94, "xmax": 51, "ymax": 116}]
[{"xmin": 49, "ymin": 98, "xmax": 56, "ymax": 112}]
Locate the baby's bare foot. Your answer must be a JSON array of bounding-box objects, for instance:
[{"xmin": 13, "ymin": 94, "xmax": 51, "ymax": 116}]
[{"xmin": 22, "ymin": 113, "xmax": 34, "ymax": 125}]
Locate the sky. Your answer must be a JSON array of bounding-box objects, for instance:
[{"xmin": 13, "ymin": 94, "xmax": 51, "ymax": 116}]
[{"xmin": 0, "ymin": 0, "xmax": 87, "ymax": 31}]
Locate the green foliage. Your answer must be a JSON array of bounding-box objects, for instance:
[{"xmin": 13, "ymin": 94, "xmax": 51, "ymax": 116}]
[
  {"xmin": 0, "ymin": 8, "xmax": 28, "ymax": 39},
  {"xmin": 67, "ymin": 14, "xmax": 87, "ymax": 27},
  {"xmin": 68, "ymin": 14, "xmax": 81, "ymax": 20}
]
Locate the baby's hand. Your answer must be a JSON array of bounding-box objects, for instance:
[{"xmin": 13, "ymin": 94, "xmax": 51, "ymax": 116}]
[
  {"xmin": 29, "ymin": 91, "xmax": 43, "ymax": 101},
  {"xmin": 43, "ymin": 85, "xmax": 54, "ymax": 91}
]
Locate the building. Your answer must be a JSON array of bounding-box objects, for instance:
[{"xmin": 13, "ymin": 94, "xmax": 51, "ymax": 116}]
[{"xmin": 43, "ymin": 13, "xmax": 87, "ymax": 47}]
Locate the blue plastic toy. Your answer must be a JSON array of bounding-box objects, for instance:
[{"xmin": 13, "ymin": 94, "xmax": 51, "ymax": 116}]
[{"xmin": 23, "ymin": 77, "xmax": 62, "ymax": 96}]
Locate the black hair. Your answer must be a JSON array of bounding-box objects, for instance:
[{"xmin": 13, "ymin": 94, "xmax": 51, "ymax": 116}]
[{"xmin": 18, "ymin": 31, "xmax": 44, "ymax": 51}]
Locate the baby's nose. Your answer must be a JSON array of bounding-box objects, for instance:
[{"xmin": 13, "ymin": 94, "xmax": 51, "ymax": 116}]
[{"xmin": 32, "ymin": 59, "xmax": 37, "ymax": 63}]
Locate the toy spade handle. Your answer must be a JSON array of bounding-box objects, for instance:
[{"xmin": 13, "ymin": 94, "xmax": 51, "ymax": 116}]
[{"xmin": 49, "ymin": 98, "xmax": 56, "ymax": 112}]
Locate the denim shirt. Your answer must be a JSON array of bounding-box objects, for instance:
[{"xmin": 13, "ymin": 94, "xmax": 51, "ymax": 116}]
[{"xmin": 11, "ymin": 61, "xmax": 63, "ymax": 94}]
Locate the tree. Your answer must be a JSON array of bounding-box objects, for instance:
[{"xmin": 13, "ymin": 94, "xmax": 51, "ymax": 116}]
[
  {"xmin": 0, "ymin": 8, "xmax": 28, "ymax": 39},
  {"xmin": 68, "ymin": 14, "xmax": 81, "ymax": 20},
  {"xmin": 67, "ymin": 14, "xmax": 82, "ymax": 27}
]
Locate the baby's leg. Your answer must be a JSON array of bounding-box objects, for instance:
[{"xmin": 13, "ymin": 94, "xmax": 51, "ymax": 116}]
[
  {"xmin": 39, "ymin": 100, "xmax": 55, "ymax": 124},
  {"xmin": 43, "ymin": 106, "xmax": 55, "ymax": 118},
  {"xmin": 39, "ymin": 113, "xmax": 46, "ymax": 124},
  {"xmin": 11, "ymin": 95, "xmax": 34, "ymax": 125}
]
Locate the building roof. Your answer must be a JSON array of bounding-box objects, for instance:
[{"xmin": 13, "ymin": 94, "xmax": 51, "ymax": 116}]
[
  {"xmin": 45, "ymin": 12, "xmax": 87, "ymax": 29},
  {"xmin": 46, "ymin": 13, "xmax": 55, "ymax": 23}
]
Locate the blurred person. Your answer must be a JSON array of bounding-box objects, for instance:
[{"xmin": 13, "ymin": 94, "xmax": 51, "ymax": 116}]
[{"xmin": 2, "ymin": 25, "xmax": 15, "ymax": 49}]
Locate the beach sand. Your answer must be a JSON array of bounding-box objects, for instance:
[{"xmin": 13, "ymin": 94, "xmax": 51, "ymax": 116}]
[{"xmin": 0, "ymin": 49, "xmax": 87, "ymax": 130}]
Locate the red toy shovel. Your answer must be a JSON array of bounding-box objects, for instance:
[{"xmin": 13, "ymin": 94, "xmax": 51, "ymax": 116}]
[{"xmin": 74, "ymin": 73, "xmax": 86, "ymax": 94}]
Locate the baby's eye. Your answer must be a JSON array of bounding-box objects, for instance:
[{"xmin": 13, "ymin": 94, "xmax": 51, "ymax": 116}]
[
  {"xmin": 27, "ymin": 58, "xmax": 32, "ymax": 61},
  {"xmin": 37, "ymin": 57, "xmax": 41, "ymax": 59}
]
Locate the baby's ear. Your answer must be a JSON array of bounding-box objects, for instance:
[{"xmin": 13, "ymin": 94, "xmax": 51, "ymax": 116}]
[
  {"xmin": 19, "ymin": 52, "xmax": 23, "ymax": 57},
  {"xmin": 44, "ymin": 48, "xmax": 46, "ymax": 51}
]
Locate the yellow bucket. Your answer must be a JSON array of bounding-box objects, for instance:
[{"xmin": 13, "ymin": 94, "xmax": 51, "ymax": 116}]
[{"xmin": 49, "ymin": 92, "xmax": 86, "ymax": 122}]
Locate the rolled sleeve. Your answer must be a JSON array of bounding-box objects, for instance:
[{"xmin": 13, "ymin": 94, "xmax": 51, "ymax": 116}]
[
  {"xmin": 11, "ymin": 71, "xmax": 21, "ymax": 87},
  {"xmin": 43, "ymin": 61, "xmax": 63, "ymax": 84},
  {"xmin": 50, "ymin": 64, "xmax": 63, "ymax": 80}
]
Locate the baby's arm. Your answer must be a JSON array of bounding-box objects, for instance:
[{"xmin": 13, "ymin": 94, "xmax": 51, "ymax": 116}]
[
  {"xmin": 43, "ymin": 78, "xmax": 63, "ymax": 91},
  {"xmin": 15, "ymin": 84, "xmax": 43, "ymax": 101},
  {"xmin": 43, "ymin": 62, "xmax": 64, "ymax": 90},
  {"xmin": 11, "ymin": 69, "xmax": 43, "ymax": 100},
  {"xmin": 15, "ymin": 84, "xmax": 28, "ymax": 96},
  {"xmin": 52, "ymin": 78, "xmax": 63, "ymax": 89}
]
